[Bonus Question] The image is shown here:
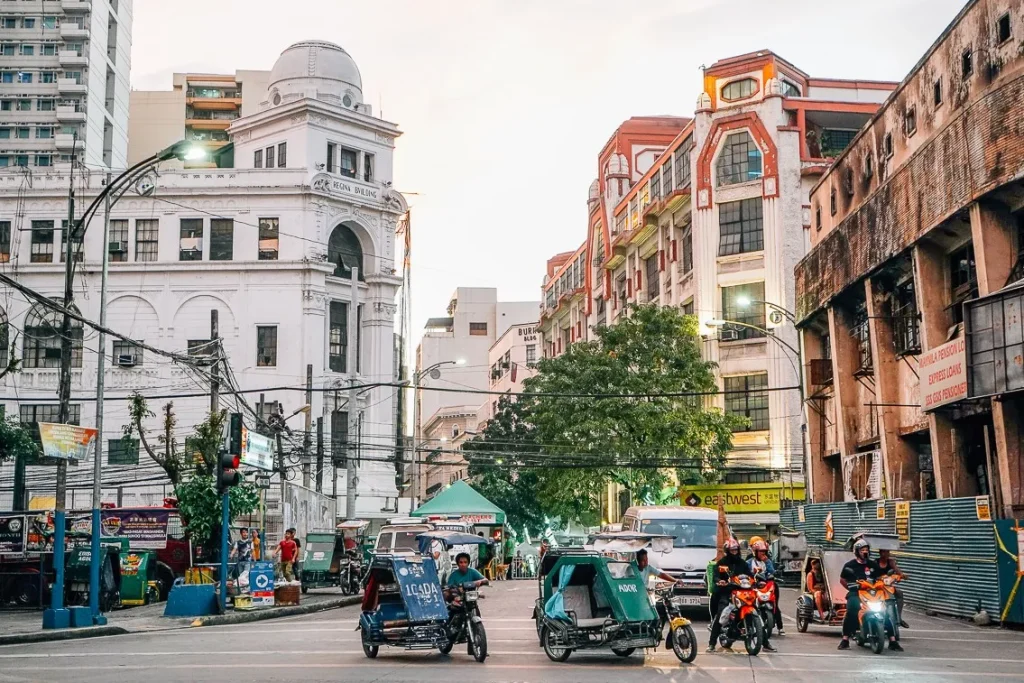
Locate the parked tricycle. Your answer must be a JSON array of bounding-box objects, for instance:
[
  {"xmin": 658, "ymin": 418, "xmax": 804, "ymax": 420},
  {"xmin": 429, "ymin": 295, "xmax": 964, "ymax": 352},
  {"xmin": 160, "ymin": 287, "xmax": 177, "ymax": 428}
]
[
  {"xmin": 358, "ymin": 554, "xmax": 450, "ymax": 658},
  {"xmin": 65, "ymin": 540, "xmax": 123, "ymax": 612}
]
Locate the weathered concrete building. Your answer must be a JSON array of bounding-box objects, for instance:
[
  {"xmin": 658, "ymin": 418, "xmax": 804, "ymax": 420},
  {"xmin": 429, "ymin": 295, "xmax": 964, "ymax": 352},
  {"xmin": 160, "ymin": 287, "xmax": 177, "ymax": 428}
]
[{"xmin": 796, "ymin": 0, "xmax": 1024, "ymax": 517}]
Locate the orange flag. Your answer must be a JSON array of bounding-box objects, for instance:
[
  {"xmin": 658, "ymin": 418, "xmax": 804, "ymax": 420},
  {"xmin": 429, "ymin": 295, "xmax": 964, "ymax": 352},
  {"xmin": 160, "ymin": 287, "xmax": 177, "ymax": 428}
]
[{"xmin": 825, "ymin": 510, "xmax": 835, "ymax": 542}]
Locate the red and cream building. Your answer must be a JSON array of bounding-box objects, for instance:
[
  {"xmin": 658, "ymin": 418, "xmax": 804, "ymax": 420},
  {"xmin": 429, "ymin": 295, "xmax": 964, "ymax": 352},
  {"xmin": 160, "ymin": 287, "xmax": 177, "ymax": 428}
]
[{"xmin": 540, "ymin": 52, "xmax": 896, "ymax": 515}]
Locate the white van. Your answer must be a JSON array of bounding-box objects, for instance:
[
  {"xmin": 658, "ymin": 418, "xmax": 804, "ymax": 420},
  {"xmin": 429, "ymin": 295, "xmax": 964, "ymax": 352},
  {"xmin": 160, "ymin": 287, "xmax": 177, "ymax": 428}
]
[
  {"xmin": 374, "ymin": 520, "xmax": 453, "ymax": 582},
  {"xmin": 620, "ymin": 506, "xmax": 719, "ymax": 607}
]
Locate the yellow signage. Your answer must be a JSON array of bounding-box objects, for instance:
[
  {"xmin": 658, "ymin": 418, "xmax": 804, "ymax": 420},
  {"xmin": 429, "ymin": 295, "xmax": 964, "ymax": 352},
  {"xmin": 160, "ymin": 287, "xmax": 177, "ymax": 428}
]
[
  {"xmin": 678, "ymin": 483, "xmax": 806, "ymax": 514},
  {"xmin": 895, "ymin": 501, "xmax": 910, "ymax": 542}
]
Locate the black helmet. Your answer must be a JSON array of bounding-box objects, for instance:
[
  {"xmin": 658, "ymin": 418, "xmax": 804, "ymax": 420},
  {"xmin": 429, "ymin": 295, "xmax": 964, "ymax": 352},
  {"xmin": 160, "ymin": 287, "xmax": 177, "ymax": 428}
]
[{"xmin": 853, "ymin": 539, "xmax": 871, "ymax": 556}]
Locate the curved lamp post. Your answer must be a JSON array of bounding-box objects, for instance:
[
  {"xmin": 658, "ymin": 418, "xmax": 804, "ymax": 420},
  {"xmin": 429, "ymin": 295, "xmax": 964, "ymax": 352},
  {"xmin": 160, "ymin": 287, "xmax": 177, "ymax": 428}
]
[{"xmin": 410, "ymin": 359, "xmax": 465, "ymax": 509}]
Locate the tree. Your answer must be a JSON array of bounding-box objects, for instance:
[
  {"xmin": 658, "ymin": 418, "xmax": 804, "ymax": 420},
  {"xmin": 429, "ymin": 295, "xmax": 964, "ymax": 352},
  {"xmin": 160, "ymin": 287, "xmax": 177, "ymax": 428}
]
[
  {"xmin": 523, "ymin": 304, "xmax": 742, "ymax": 522},
  {"xmin": 464, "ymin": 395, "xmax": 548, "ymax": 536},
  {"xmin": 0, "ymin": 416, "xmax": 39, "ymax": 464}
]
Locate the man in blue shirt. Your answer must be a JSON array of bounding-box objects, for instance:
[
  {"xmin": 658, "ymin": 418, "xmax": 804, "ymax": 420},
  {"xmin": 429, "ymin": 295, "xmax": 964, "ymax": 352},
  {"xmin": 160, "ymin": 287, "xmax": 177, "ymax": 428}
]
[{"xmin": 447, "ymin": 552, "xmax": 489, "ymax": 589}]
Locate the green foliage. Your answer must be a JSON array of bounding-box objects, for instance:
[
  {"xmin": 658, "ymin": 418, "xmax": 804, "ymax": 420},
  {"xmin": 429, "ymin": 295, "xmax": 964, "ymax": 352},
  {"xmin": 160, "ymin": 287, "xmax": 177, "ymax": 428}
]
[
  {"xmin": 0, "ymin": 417, "xmax": 39, "ymax": 463},
  {"xmin": 174, "ymin": 474, "xmax": 260, "ymax": 548}
]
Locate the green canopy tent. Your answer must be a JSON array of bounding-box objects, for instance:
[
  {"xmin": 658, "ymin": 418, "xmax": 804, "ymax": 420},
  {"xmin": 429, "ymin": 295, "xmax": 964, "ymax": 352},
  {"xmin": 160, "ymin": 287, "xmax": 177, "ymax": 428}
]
[{"xmin": 411, "ymin": 480, "xmax": 506, "ymax": 526}]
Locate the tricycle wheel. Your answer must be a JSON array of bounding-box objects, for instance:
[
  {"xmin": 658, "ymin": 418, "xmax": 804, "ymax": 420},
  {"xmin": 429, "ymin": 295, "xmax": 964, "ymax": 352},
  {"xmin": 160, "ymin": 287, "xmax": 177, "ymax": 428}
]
[
  {"xmin": 438, "ymin": 639, "xmax": 454, "ymax": 655},
  {"xmin": 541, "ymin": 626, "xmax": 571, "ymax": 662},
  {"xmin": 796, "ymin": 612, "xmax": 809, "ymax": 633},
  {"xmin": 362, "ymin": 641, "xmax": 379, "ymax": 659},
  {"xmin": 611, "ymin": 647, "xmax": 635, "ymax": 657},
  {"xmin": 470, "ymin": 622, "xmax": 488, "ymax": 662},
  {"xmin": 672, "ymin": 625, "xmax": 698, "ymax": 663}
]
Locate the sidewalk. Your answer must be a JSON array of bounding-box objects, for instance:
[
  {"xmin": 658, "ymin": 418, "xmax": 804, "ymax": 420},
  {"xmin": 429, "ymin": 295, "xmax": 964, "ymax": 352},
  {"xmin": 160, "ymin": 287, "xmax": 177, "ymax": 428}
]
[{"xmin": 0, "ymin": 589, "xmax": 361, "ymax": 645}]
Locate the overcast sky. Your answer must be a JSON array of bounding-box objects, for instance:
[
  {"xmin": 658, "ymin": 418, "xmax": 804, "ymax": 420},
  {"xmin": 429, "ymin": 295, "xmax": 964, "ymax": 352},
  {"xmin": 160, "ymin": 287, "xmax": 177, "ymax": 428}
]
[{"xmin": 130, "ymin": 0, "xmax": 966, "ymax": 346}]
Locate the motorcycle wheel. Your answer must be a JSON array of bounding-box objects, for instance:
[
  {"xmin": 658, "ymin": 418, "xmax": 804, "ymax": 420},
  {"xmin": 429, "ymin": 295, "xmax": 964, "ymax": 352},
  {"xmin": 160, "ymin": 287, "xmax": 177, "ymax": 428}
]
[
  {"xmin": 611, "ymin": 647, "xmax": 635, "ymax": 657},
  {"xmin": 672, "ymin": 625, "xmax": 698, "ymax": 663},
  {"xmin": 871, "ymin": 620, "xmax": 885, "ymax": 655},
  {"xmin": 762, "ymin": 610, "xmax": 775, "ymax": 638},
  {"xmin": 541, "ymin": 626, "xmax": 571, "ymax": 662},
  {"xmin": 744, "ymin": 613, "xmax": 764, "ymax": 656},
  {"xmin": 471, "ymin": 622, "xmax": 488, "ymax": 662}
]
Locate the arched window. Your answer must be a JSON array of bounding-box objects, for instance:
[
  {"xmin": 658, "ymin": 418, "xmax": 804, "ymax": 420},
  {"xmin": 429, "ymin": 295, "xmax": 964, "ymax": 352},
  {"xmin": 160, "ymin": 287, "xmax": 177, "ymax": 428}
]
[
  {"xmin": 327, "ymin": 223, "xmax": 364, "ymax": 280},
  {"xmin": 721, "ymin": 78, "xmax": 758, "ymax": 101},
  {"xmin": 716, "ymin": 131, "xmax": 763, "ymax": 186},
  {"xmin": 451, "ymin": 424, "xmax": 460, "ymax": 439},
  {"xmin": 23, "ymin": 301, "xmax": 83, "ymax": 369},
  {"xmin": 0, "ymin": 305, "xmax": 8, "ymax": 369}
]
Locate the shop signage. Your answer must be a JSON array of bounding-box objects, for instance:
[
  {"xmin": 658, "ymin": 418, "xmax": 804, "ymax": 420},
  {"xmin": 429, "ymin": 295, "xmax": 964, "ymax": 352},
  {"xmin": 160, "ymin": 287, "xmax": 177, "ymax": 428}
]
[
  {"xmin": 895, "ymin": 501, "xmax": 910, "ymax": 542},
  {"xmin": 975, "ymin": 495, "xmax": 992, "ymax": 521},
  {"xmin": 459, "ymin": 513, "xmax": 497, "ymax": 525},
  {"xmin": 518, "ymin": 326, "xmax": 538, "ymax": 343},
  {"xmin": 38, "ymin": 422, "xmax": 98, "ymax": 461},
  {"xmin": 678, "ymin": 483, "xmax": 806, "ymax": 514},
  {"xmin": 100, "ymin": 508, "xmax": 172, "ymax": 550},
  {"xmin": 876, "ymin": 499, "xmax": 886, "ymax": 520},
  {"xmin": 920, "ymin": 337, "xmax": 967, "ymax": 410},
  {"xmin": 0, "ymin": 514, "xmax": 26, "ymax": 554},
  {"xmin": 241, "ymin": 427, "xmax": 276, "ymax": 471}
]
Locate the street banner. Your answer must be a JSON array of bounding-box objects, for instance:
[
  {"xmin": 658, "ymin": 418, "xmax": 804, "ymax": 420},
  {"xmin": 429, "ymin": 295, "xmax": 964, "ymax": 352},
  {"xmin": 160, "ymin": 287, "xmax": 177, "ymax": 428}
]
[
  {"xmin": 100, "ymin": 508, "xmax": 172, "ymax": 550},
  {"xmin": 0, "ymin": 514, "xmax": 26, "ymax": 554},
  {"xmin": 249, "ymin": 561, "xmax": 275, "ymax": 607},
  {"xmin": 241, "ymin": 427, "xmax": 275, "ymax": 471},
  {"xmin": 38, "ymin": 422, "xmax": 99, "ymax": 461},
  {"xmin": 920, "ymin": 337, "xmax": 967, "ymax": 410}
]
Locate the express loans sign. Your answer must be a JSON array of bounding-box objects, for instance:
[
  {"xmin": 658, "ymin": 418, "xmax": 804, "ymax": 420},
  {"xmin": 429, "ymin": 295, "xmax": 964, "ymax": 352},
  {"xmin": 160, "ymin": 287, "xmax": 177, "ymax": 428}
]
[{"xmin": 920, "ymin": 337, "xmax": 967, "ymax": 411}]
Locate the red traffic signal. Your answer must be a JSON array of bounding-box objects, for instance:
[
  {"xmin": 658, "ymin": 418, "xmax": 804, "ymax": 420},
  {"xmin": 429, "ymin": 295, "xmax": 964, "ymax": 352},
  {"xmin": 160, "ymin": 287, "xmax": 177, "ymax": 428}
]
[{"xmin": 217, "ymin": 451, "xmax": 242, "ymax": 493}]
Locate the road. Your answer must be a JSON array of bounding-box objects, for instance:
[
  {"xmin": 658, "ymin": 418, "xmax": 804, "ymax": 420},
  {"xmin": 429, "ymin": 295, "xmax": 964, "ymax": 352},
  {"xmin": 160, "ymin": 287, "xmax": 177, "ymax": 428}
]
[{"xmin": 1, "ymin": 583, "xmax": 1022, "ymax": 682}]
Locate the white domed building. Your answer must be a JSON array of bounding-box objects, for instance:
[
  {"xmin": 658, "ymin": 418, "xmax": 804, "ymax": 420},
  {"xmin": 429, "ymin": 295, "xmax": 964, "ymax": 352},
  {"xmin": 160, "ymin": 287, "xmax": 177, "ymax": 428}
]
[{"xmin": 0, "ymin": 41, "xmax": 409, "ymax": 529}]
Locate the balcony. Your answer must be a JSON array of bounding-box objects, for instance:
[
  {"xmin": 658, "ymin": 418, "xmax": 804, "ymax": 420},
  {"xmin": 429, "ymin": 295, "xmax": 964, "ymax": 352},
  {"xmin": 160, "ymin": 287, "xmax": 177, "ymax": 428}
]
[
  {"xmin": 60, "ymin": 23, "xmax": 90, "ymax": 39},
  {"xmin": 61, "ymin": 0, "xmax": 92, "ymax": 11},
  {"xmin": 185, "ymin": 118, "xmax": 233, "ymax": 130},
  {"xmin": 186, "ymin": 96, "xmax": 242, "ymax": 111},
  {"xmin": 58, "ymin": 50, "xmax": 88, "ymax": 66},
  {"xmin": 55, "ymin": 133, "xmax": 77, "ymax": 150},
  {"xmin": 56, "ymin": 104, "xmax": 85, "ymax": 121},
  {"xmin": 57, "ymin": 78, "xmax": 87, "ymax": 93}
]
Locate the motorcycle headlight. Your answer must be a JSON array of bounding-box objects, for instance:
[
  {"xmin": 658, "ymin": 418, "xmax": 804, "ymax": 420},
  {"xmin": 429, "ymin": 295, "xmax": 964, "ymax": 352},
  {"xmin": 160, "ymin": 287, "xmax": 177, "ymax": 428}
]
[
  {"xmin": 757, "ymin": 591, "xmax": 772, "ymax": 601},
  {"xmin": 868, "ymin": 602, "xmax": 885, "ymax": 612}
]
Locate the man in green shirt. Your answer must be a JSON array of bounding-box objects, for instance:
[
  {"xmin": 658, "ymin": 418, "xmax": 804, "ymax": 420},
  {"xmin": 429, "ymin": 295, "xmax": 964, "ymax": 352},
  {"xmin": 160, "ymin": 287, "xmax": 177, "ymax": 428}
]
[{"xmin": 446, "ymin": 552, "xmax": 489, "ymax": 589}]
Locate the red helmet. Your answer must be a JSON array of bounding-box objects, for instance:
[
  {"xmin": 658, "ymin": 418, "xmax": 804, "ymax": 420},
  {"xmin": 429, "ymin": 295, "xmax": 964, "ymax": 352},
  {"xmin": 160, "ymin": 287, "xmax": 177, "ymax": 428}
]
[
  {"xmin": 724, "ymin": 539, "xmax": 740, "ymax": 552},
  {"xmin": 751, "ymin": 540, "xmax": 768, "ymax": 553}
]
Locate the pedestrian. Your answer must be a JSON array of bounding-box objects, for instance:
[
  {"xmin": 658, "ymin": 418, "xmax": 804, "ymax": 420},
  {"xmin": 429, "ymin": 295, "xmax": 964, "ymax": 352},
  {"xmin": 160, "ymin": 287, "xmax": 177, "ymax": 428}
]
[
  {"xmin": 273, "ymin": 529, "xmax": 298, "ymax": 582},
  {"xmin": 250, "ymin": 527, "xmax": 261, "ymax": 561},
  {"xmin": 290, "ymin": 528, "xmax": 303, "ymax": 579}
]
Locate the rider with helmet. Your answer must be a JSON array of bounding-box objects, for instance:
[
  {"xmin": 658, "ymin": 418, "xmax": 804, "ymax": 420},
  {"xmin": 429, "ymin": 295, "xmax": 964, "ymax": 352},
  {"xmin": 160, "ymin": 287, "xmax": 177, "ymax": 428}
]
[
  {"xmin": 707, "ymin": 538, "xmax": 755, "ymax": 653},
  {"xmin": 748, "ymin": 539, "xmax": 784, "ymax": 636},
  {"xmin": 838, "ymin": 539, "xmax": 902, "ymax": 651}
]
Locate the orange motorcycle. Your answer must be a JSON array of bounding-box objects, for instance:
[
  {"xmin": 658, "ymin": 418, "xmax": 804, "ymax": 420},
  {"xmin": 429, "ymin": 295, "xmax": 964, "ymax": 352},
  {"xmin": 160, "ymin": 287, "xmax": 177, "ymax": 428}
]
[
  {"xmin": 854, "ymin": 574, "xmax": 902, "ymax": 655},
  {"xmin": 717, "ymin": 575, "xmax": 763, "ymax": 656}
]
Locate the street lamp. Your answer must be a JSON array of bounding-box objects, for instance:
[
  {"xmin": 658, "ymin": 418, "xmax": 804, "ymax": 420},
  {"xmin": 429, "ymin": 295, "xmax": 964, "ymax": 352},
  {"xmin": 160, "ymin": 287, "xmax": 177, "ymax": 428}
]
[
  {"xmin": 84, "ymin": 140, "xmax": 207, "ymax": 626},
  {"xmin": 734, "ymin": 295, "xmax": 797, "ymax": 325},
  {"xmin": 410, "ymin": 359, "xmax": 465, "ymax": 509}
]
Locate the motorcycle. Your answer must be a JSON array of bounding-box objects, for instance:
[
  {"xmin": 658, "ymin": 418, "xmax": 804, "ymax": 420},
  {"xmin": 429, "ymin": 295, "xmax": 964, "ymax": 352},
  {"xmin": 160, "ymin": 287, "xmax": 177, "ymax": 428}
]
[
  {"xmin": 854, "ymin": 574, "xmax": 902, "ymax": 655},
  {"xmin": 654, "ymin": 583, "xmax": 698, "ymax": 663},
  {"xmin": 441, "ymin": 584, "xmax": 488, "ymax": 662},
  {"xmin": 339, "ymin": 552, "xmax": 363, "ymax": 596},
  {"xmin": 755, "ymin": 572, "xmax": 778, "ymax": 638},
  {"xmin": 717, "ymin": 575, "xmax": 764, "ymax": 656}
]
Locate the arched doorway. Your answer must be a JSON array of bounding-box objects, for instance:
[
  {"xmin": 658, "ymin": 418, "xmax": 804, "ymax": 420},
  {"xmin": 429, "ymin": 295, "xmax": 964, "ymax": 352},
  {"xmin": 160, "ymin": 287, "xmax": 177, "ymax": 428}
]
[{"xmin": 328, "ymin": 223, "xmax": 365, "ymax": 280}]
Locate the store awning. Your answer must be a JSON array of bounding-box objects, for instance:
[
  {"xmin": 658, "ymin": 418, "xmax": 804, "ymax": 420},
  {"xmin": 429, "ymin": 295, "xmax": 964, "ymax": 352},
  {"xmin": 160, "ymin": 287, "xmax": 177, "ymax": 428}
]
[{"xmin": 411, "ymin": 480, "xmax": 506, "ymax": 525}]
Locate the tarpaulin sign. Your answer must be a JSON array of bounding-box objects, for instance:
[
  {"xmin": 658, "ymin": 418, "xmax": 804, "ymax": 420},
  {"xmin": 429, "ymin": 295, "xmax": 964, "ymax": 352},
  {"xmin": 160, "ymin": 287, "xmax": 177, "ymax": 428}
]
[
  {"xmin": 0, "ymin": 514, "xmax": 26, "ymax": 554},
  {"xmin": 38, "ymin": 422, "xmax": 98, "ymax": 461},
  {"xmin": 101, "ymin": 509, "xmax": 172, "ymax": 550}
]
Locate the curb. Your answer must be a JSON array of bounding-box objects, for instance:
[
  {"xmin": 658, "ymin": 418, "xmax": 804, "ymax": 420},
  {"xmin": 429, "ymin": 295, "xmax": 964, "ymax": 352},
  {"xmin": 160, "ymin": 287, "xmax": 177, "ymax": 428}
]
[
  {"xmin": 189, "ymin": 595, "xmax": 362, "ymax": 627},
  {"xmin": 0, "ymin": 625, "xmax": 129, "ymax": 646}
]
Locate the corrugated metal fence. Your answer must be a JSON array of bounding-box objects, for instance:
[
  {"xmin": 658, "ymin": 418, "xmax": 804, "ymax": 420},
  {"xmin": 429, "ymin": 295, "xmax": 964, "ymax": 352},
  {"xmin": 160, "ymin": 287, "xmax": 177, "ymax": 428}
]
[{"xmin": 780, "ymin": 497, "xmax": 1000, "ymax": 620}]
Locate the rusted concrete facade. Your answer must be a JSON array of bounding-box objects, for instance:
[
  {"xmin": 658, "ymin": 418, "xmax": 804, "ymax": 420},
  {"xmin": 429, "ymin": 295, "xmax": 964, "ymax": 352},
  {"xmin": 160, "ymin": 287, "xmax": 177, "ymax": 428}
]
[{"xmin": 796, "ymin": 0, "xmax": 1024, "ymax": 516}]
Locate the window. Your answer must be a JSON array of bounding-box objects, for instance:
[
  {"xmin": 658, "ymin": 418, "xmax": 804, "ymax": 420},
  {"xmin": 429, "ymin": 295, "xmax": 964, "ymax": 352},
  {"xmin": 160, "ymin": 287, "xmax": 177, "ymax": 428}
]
[
  {"xmin": 883, "ymin": 133, "xmax": 893, "ymax": 158},
  {"xmin": 264, "ymin": 145, "xmax": 274, "ymax": 169},
  {"xmin": 17, "ymin": 72, "xmax": 31, "ymax": 84},
  {"xmin": 363, "ymin": 152, "xmax": 374, "ymax": 182},
  {"xmin": 36, "ymin": 127, "xmax": 52, "ymax": 139},
  {"xmin": 934, "ymin": 78, "xmax": 943, "ymax": 107},
  {"xmin": 0, "ymin": 45, "xmax": 12, "ymax": 57},
  {"xmin": 209, "ymin": 219, "xmax": 233, "ymax": 261},
  {"xmin": 716, "ymin": 131, "xmax": 762, "ymax": 186},
  {"xmin": 725, "ymin": 374, "xmax": 769, "ymax": 431},
  {"xmin": 331, "ymin": 409, "xmax": 349, "ymax": 465},
  {"xmin": 682, "ymin": 299, "xmax": 694, "ymax": 316},
  {"xmin": 469, "ymin": 322, "xmax": 488, "ymax": 336},
  {"xmin": 23, "ymin": 301, "xmax": 83, "ymax": 369},
  {"xmin": 819, "ymin": 129, "xmax": 858, "ymax": 158},
  {"xmin": 276, "ymin": 142, "xmax": 287, "ymax": 168},
  {"xmin": 852, "ymin": 302, "xmax": 872, "ymax": 372},
  {"xmin": 253, "ymin": 149, "xmax": 262, "ymax": 168},
  {"xmin": 864, "ymin": 154, "xmax": 873, "ymax": 180},
  {"xmin": 721, "ymin": 282, "xmax": 766, "ymax": 340},
  {"xmin": 0, "ymin": 306, "xmax": 7, "ymax": 367},
  {"xmin": 20, "ymin": 404, "xmax": 82, "ymax": 427},
  {"xmin": 905, "ymin": 106, "xmax": 917, "ymax": 137},
  {"xmin": 340, "ymin": 148, "xmax": 357, "ymax": 178},
  {"xmin": 645, "ymin": 254, "xmax": 659, "ymax": 300},
  {"xmin": 615, "ymin": 275, "xmax": 627, "ymax": 310},
  {"xmin": 0, "ymin": 101, "xmax": 10, "ymax": 112},
  {"xmin": 256, "ymin": 326, "xmax": 277, "ymax": 367},
  {"xmin": 0, "ymin": 73, "xmax": 12, "ymax": 84},
  {"xmin": 525, "ymin": 344, "xmax": 537, "ymax": 366},
  {"xmin": 135, "ymin": 219, "xmax": 158, "ymax": 261},
  {"xmin": 16, "ymin": 126, "xmax": 29, "ymax": 137},
  {"xmin": 815, "ymin": 205, "xmax": 822, "ymax": 231},
  {"xmin": 721, "ymin": 78, "xmax": 758, "ymax": 101},
  {"xmin": 42, "ymin": 44, "xmax": 56, "ymax": 56},
  {"xmin": 35, "ymin": 155, "xmax": 51, "ymax": 168},
  {"xmin": 997, "ymin": 13, "xmax": 1011, "ymax": 44},
  {"xmin": 892, "ymin": 279, "xmax": 920, "ymax": 355},
  {"xmin": 949, "ymin": 243, "xmax": 978, "ymax": 324},
  {"xmin": 20, "ymin": 45, "xmax": 34, "ymax": 56},
  {"xmin": 661, "ymin": 162, "xmax": 674, "ymax": 196},
  {"xmin": 830, "ymin": 188, "xmax": 837, "ymax": 216},
  {"xmin": 329, "ymin": 301, "xmax": 349, "ymax": 372},
  {"xmin": 0, "ymin": 220, "xmax": 9, "ymax": 262},
  {"xmin": 650, "ymin": 175, "xmax": 661, "ymax": 202},
  {"xmin": 682, "ymin": 228, "xmax": 693, "ymax": 274},
  {"xmin": 781, "ymin": 80, "xmax": 802, "ymax": 97},
  {"xmin": 108, "ymin": 219, "xmax": 128, "ymax": 262},
  {"xmin": 328, "ymin": 224, "xmax": 363, "ymax": 279},
  {"xmin": 962, "ymin": 48, "xmax": 973, "ymax": 80},
  {"xmin": 112, "ymin": 339, "xmax": 143, "ymax": 367},
  {"xmin": 21, "ymin": 18, "xmax": 34, "ymax": 29},
  {"xmin": 30, "ymin": 220, "xmax": 54, "ymax": 263},
  {"xmin": 41, "ymin": 72, "xmax": 54, "ymax": 84},
  {"xmin": 41, "ymin": 16, "xmax": 56, "ymax": 29},
  {"xmin": 0, "ymin": 128, "xmax": 7, "ymax": 140},
  {"xmin": 38, "ymin": 98, "xmax": 54, "ymax": 111},
  {"xmin": 718, "ymin": 198, "xmax": 764, "ymax": 256},
  {"xmin": 107, "ymin": 438, "xmax": 140, "ymax": 466},
  {"xmin": 326, "ymin": 143, "xmax": 336, "ymax": 173},
  {"xmin": 674, "ymin": 139, "xmax": 693, "ymax": 188},
  {"xmin": 258, "ymin": 217, "xmax": 279, "ymax": 260},
  {"xmin": 187, "ymin": 339, "xmax": 213, "ymax": 358},
  {"xmin": 179, "ymin": 218, "xmax": 203, "ymax": 261}
]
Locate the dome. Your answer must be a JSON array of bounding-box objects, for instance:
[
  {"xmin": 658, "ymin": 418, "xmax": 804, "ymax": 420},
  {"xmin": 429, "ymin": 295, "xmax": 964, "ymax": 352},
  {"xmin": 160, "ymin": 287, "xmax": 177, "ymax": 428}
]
[{"xmin": 267, "ymin": 40, "xmax": 363, "ymax": 108}]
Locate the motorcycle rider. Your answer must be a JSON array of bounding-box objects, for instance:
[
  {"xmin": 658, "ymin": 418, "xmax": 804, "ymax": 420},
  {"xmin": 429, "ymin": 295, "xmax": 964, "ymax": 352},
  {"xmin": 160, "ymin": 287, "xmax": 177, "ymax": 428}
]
[
  {"xmin": 748, "ymin": 540, "xmax": 785, "ymax": 637},
  {"xmin": 707, "ymin": 539, "xmax": 765, "ymax": 652},
  {"xmin": 838, "ymin": 539, "xmax": 902, "ymax": 651},
  {"xmin": 877, "ymin": 548, "xmax": 909, "ymax": 629}
]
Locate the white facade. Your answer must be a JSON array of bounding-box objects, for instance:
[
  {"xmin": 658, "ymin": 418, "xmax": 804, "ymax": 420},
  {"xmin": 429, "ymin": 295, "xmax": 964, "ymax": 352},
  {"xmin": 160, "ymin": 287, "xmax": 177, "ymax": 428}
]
[
  {"xmin": 0, "ymin": 40, "xmax": 407, "ymax": 520},
  {"xmin": 478, "ymin": 322, "xmax": 539, "ymax": 426},
  {"xmin": 0, "ymin": 0, "xmax": 132, "ymax": 170}
]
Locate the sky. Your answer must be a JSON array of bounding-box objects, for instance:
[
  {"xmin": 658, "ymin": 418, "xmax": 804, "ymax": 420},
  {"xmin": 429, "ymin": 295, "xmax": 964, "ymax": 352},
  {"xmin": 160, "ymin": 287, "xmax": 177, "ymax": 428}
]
[{"xmin": 129, "ymin": 0, "xmax": 967, "ymax": 347}]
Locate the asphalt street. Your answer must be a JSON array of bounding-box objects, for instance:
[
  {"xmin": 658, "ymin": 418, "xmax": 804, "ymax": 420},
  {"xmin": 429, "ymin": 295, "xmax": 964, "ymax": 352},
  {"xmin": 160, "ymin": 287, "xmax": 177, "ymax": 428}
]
[{"xmin": 0, "ymin": 583, "xmax": 1022, "ymax": 682}]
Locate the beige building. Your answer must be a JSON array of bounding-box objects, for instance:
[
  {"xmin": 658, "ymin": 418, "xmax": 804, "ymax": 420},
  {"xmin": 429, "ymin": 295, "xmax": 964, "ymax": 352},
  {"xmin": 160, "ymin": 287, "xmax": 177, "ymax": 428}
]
[
  {"xmin": 128, "ymin": 70, "xmax": 270, "ymax": 166},
  {"xmin": 421, "ymin": 405, "xmax": 479, "ymax": 501},
  {"xmin": 478, "ymin": 322, "xmax": 540, "ymax": 426}
]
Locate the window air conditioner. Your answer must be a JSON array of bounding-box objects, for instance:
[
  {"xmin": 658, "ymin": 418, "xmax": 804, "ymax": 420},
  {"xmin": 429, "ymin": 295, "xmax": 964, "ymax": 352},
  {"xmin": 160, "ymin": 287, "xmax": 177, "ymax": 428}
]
[
  {"xmin": 116, "ymin": 354, "xmax": 136, "ymax": 367},
  {"xmin": 108, "ymin": 240, "xmax": 125, "ymax": 253},
  {"xmin": 719, "ymin": 328, "xmax": 740, "ymax": 342}
]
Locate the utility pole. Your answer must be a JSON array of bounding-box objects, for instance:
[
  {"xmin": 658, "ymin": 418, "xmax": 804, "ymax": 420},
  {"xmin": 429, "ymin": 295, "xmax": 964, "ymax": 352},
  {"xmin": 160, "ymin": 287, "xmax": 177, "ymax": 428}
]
[
  {"xmin": 302, "ymin": 364, "xmax": 312, "ymax": 488},
  {"xmin": 210, "ymin": 310, "xmax": 219, "ymax": 415},
  {"xmin": 88, "ymin": 171, "xmax": 112, "ymax": 624},
  {"xmin": 315, "ymin": 416, "xmax": 324, "ymax": 493},
  {"xmin": 346, "ymin": 267, "xmax": 359, "ymax": 519}
]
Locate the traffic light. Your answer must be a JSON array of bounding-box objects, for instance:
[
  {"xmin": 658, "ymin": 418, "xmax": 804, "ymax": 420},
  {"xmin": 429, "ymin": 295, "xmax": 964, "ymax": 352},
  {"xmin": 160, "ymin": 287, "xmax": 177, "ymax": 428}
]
[{"xmin": 217, "ymin": 451, "xmax": 242, "ymax": 494}]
